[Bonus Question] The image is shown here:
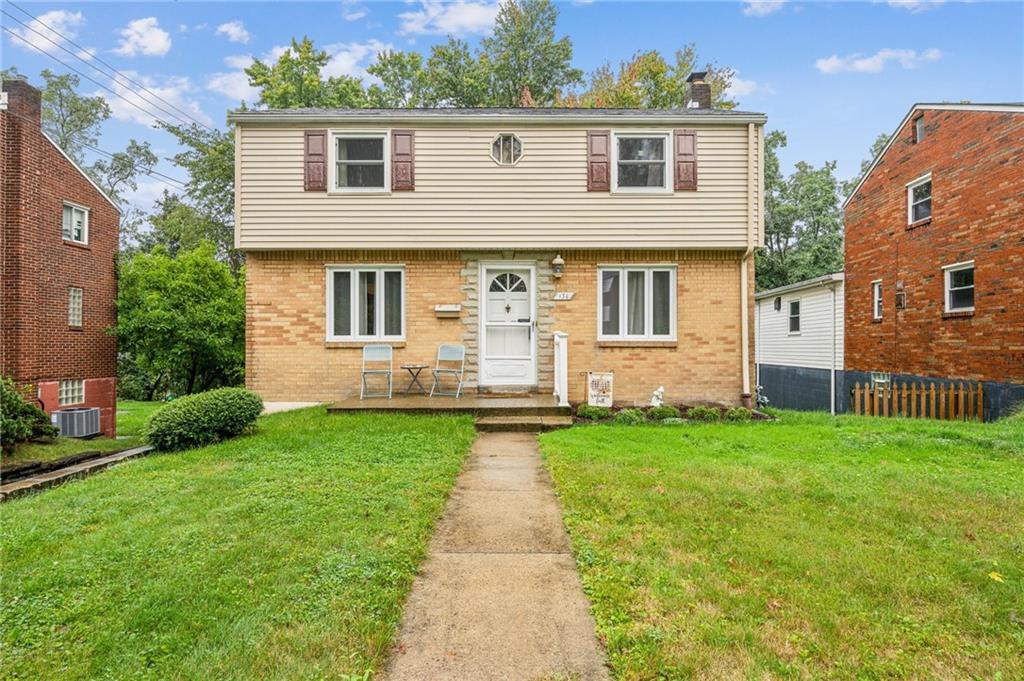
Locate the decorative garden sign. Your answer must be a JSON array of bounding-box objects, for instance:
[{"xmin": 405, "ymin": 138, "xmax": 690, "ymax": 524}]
[{"xmin": 587, "ymin": 371, "xmax": 614, "ymax": 407}]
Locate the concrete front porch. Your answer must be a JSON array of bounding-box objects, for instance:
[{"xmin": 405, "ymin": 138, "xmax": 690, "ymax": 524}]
[{"xmin": 326, "ymin": 394, "xmax": 572, "ymax": 431}]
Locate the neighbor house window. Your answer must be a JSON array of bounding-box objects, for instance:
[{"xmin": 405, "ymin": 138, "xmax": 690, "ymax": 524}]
[
  {"xmin": 872, "ymin": 280, "xmax": 883, "ymax": 320},
  {"xmin": 326, "ymin": 266, "xmax": 404, "ymax": 340},
  {"xmin": 58, "ymin": 379, "xmax": 84, "ymax": 406},
  {"xmin": 62, "ymin": 203, "xmax": 88, "ymax": 244},
  {"xmin": 68, "ymin": 287, "xmax": 83, "ymax": 327},
  {"xmin": 907, "ymin": 174, "xmax": 932, "ymax": 223},
  {"xmin": 332, "ymin": 133, "xmax": 388, "ymax": 191},
  {"xmin": 943, "ymin": 261, "xmax": 975, "ymax": 312},
  {"xmin": 613, "ymin": 133, "xmax": 670, "ymax": 191},
  {"xmin": 788, "ymin": 300, "xmax": 800, "ymax": 333},
  {"xmin": 491, "ymin": 133, "xmax": 522, "ymax": 165},
  {"xmin": 913, "ymin": 116, "xmax": 925, "ymax": 143},
  {"xmin": 598, "ymin": 266, "xmax": 675, "ymax": 339}
]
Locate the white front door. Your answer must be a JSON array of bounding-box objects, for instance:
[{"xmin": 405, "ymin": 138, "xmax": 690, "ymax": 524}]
[{"xmin": 480, "ymin": 266, "xmax": 536, "ymax": 386}]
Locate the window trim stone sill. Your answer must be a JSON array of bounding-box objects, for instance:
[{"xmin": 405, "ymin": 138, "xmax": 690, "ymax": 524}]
[
  {"xmin": 325, "ymin": 340, "xmax": 407, "ymax": 349},
  {"xmin": 942, "ymin": 310, "xmax": 974, "ymax": 320},
  {"xmin": 63, "ymin": 239, "xmax": 91, "ymax": 250},
  {"xmin": 597, "ymin": 340, "xmax": 677, "ymax": 349},
  {"xmin": 906, "ymin": 217, "xmax": 932, "ymax": 231}
]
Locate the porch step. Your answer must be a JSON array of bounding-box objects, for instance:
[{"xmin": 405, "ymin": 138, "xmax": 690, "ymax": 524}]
[{"xmin": 474, "ymin": 415, "xmax": 574, "ymax": 433}]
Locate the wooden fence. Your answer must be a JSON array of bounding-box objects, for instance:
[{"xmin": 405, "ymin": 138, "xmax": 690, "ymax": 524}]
[{"xmin": 851, "ymin": 381, "xmax": 983, "ymax": 421}]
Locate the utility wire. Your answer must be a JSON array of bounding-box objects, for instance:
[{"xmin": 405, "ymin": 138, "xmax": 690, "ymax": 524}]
[{"xmin": 5, "ymin": 1, "xmax": 214, "ymax": 131}]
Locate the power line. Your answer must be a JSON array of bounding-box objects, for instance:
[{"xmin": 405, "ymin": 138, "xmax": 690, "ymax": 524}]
[{"xmin": 5, "ymin": 2, "xmax": 214, "ymax": 132}]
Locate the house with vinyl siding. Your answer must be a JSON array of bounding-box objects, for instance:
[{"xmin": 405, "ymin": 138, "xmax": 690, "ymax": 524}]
[{"xmin": 229, "ymin": 75, "xmax": 766, "ymax": 406}]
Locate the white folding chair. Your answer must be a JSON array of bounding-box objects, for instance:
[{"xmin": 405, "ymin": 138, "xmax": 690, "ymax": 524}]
[
  {"xmin": 429, "ymin": 344, "xmax": 466, "ymax": 398},
  {"xmin": 361, "ymin": 344, "xmax": 393, "ymax": 399}
]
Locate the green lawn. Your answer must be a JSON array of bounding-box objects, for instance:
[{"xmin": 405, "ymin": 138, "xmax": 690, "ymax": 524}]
[
  {"xmin": 1, "ymin": 407, "xmax": 476, "ymax": 680},
  {"xmin": 116, "ymin": 400, "xmax": 164, "ymax": 438},
  {"xmin": 541, "ymin": 411, "xmax": 1024, "ymax": 680},
  {"xmin": 2, "ymin": 435, "xmax": 135, "ymax": 468}
]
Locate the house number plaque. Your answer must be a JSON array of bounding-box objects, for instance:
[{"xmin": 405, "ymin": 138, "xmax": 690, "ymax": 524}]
[{"xmin": 553, "ymin": 292, "xmax": 575, "ymax": 301}]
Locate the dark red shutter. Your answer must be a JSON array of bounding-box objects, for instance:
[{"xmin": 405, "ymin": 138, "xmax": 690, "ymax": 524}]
[
  {"xmin": 304, "ymin": 130, "xmax": 327, "ymax": 191},
  {"xmin": 587, "ymin": 130, "xmax": 611, "ymax": 192},
  {"xmin": 391, "ymin": 129, "xmax": 415, "ymax": 191},
  {"xmin": 673, "ymin": 129, "xmax": 697, "ymax": 191}
]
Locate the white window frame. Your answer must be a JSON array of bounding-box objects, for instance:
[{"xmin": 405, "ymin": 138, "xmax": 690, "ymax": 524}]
[
  {"xmin": 596, "ymin": 265, "xmax": 677, "ymax": 340},
  {"xmin": 943, "ymin": 260, "xmax": 975, "ymax": 313},
  {"xmin": 58, "ymin": 379, "xmax": 85, "ymax": 406},
  {"xmin": 325, "ymin": 265, "xmax": 405, "ymax": 341},
  {"xmin": 906, "ymin": 173, "xmax": 932, "ymax": 224},
  {"xmin": 489, "ymin": 133, "xmax": 523, "ymax": 166},
  {"xmin": 68, "ymin": 287, "xmax": 83, "ymax": 327},
  {"xmin": 328, "ymin": 131, "xmax": 390, "ymax": 194},
  {"xmin": 62, "ymin": 202, "xmax": 89, "ymax": 244},
  {"xmin": 788, "ymin": 299, "xmax": 801, "ymax": 335},
  {"xmin": 872, "ymin": 280, "xmax": 883, "ymax": 320},
  {"xmin": 610, "ymin": 132, "xmax": 673, "ymax": 194}
]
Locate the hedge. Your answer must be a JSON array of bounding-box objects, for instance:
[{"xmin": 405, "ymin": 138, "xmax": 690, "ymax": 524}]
[{"xmin": 146, "ymin": 388, "xmax": 263, "ymax": 451}]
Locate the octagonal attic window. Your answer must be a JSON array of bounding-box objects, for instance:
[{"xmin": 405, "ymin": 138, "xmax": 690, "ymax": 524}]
[{"xmin": 491, "ymin": 134, "xmax": 522, "ymax": 166}]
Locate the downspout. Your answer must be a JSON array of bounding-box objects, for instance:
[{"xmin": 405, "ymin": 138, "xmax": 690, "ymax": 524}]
[
  {"xmin": 740, "ymin": 122, "xmax": 758, "ymax": 408},
  {"xmin": 831, "ymin": 284, "xmax": 837, "ymax": 415}
]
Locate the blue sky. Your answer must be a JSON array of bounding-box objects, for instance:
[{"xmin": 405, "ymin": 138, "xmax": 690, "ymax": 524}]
[{"xmin": 3, "ymin": 0, "xmax": 1022, "ymax": 213}]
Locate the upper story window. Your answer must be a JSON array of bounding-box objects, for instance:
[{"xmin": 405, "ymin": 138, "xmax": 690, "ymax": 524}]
[
  {"xmin": 943, "ymin": 261, "xmax": 975, "ymax": 312},
  {"xmin": 872, "ymin": 280, "xmax": 883, "ymax": 320},
  {"xmin": 613, "ymin": 133, "xmax": 670, "ymax": 191},
  {"xmin": 788, "ymin": 300, "xmax": 800, "ymax": 334},
  {"xmin": 62, "ymin": 203, "xmax": 89, "ymax": 244},
  {"xmin": 907, "ymin": 174, "xmax": 932, "ymax": 224},
  {"xmin": 599, "ymin": 266, "xmax": 675, "ymax": 340},
  {"xmin": 58, "ymin": 379, "xmax": 85, "ymax": 406},
  {"xmin": 332, "ymin": 133, "xmax": 388, "ymax": 192},
  {"xmin": 491, "ymin": 134, "xmax": 522, "ymax": 166},
  {"xmin": 68, "ymin": 287, "xmax": 83, "ymax": 327},
  {"xmin": 327, "ymin": 266, "xmax": 404, "ymax": 341},
  {"xmin": 913, "ymin": 115, "xmax": 925, "ymax": 143}
]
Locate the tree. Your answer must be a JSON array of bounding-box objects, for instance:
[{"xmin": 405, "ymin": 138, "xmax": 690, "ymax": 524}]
[
  {"xmin": 424, "ymin": 38, "xmax": 490, "ymax": 107},
  {"xmin": 117, "ymin": 244, "xmax": 245, "ymax": 395},
  {"xmin": 842, "ymin": 132, "xmax": 890, "ymax": 198},
  {"xmin": 37, "ymin": 69, "xmax": 112, "ymax": 163},
  {"xmin": 480, "ymin": 0, "xmax": 582, "ymax": 106},
  {"xmin": 140, "ymin": 192, "xmax": 231, "ymax": 259},
  {"xmin": 246, "ymin": 37, "xmax": 367, "ymax": 109},
  {"xmin": 366, "ymin": 50, "xmax": 428, "ymax": 108}
]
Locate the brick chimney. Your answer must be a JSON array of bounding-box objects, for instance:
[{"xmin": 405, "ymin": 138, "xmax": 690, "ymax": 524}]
[
  {"xmin": 1, "ymin": 78, "xmax": 41, "ymax": 125},
  {"xmin": 685, "ymin": 71, "xmax": 712, "ymax": 110}
]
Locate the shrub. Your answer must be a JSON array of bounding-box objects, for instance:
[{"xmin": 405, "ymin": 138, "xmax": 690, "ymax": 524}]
[
  {"xmin": 724, "ymin": 406, "xmax": 753, "ymax": 422},
  {"xmin": 1, "ymin": 377, "xmax": 58, "ymax": 453},
  {"xmin": 614, "ymin": 408, "xmax": 646, "ymax": 425},
  {"xmin": 686, "ymin": 405, "xmax": 720, "ymax": 422},
  {"xmin": 146, "ymin": 387, "xmax": 263, "ymax": 451},
  {"xmin": 648, "ymin": 405, "xmax": 681, "ymax": 421},
  {"xmin": 576, "ymin": 404, "xmax": 612, "ymax": 420}
]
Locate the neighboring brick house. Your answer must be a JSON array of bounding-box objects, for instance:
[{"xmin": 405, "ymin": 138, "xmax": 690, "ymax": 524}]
[
  {"xmin": 843, "ymin": 103, "xmax": 1024, "ymax": 419},
  {"xmin": 1, "ymin": 79, "xmax": 119, "ymax": 436},
  {"xmin": 231, "ymin": 75, "xmax": 765, "ymax": 406}
]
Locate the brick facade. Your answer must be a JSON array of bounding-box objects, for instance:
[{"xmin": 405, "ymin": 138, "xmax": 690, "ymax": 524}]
[
  {"xmin": 844, "ymin": 107, "xmax": 1024, "ymax": 386},
  {"xmin": 1, "ymin": 80, "xmax": 119, "ymax": 436},
  {"xmin": 246, "ymin": 249, "xmax": 754, "ymax": 406}
]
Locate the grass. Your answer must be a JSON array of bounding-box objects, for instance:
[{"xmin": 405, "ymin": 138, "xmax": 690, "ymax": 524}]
[
  {"xmin": 116, "ymin": 400, "xmax": 165, "ymax": 438},
  {"xmin": 541, "ymin": 411, "xmax": 1024, "ymax": 679},
  {"xmin": 1, "ymin": 407, "xmax": 476, "ymax": 680}
]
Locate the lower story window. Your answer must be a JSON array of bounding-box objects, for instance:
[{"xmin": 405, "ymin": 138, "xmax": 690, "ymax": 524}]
[
  {"xmin": 599, "ymin": 266, "xmax": 675, "ymax": 339},
  {"xmin": 944, "ymin": 261, "xmax": 975, "ymax": 312},
  {"xmin": 327, "ymin": 266, "xmax": 404, "ymax": 340},
  {"xmin": 59, "ymin": 379, "xmax": 85, "ymax": 405}
]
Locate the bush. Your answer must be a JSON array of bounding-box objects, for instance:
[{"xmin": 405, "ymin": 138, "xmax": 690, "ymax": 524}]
[
  {"xmin": 1, "ymin": 377, "xmax": 58, "ymax": 453},
  {"xmin": 724, "ymin": 406, "xmax": 753, "ymax": 422},
  {"xmin": 614, "ymin": 408, "xmax": 646, "ymax": 425},
  {"xmin": 648, "ymin": 404, "xmax": 681, "ymax": 420},
  {"xmin": 576, "ymin": 404, "xmax": 612, "ymax": 420},
  {"xmin": 146, "ymin": 387, "xmax": 263, "ymax": 451},
  {"xmin": 686, "ymin": 405, "xmax": 720, "ymax": 422}
]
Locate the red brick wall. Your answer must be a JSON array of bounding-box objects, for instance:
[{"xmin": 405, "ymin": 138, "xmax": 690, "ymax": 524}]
[
  {"xmin": 1, "ymin": 80, "xmax": 119, "ymax": 436},
  {"xmin": 844, "ymin": 108, "xmax": 1024, "ymax": 384}
]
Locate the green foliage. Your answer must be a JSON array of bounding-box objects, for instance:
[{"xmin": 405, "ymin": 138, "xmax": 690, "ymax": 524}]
[
  {"xmin": 146, "ymin": 388, "xmax": 263, "ymax": 451},
  {"xmin": 724, "ymin": 406, "xmax": 753, "ymax": 422},
  {"xmin": 647, "ymin": 404, "xmax": 682, "ymax": 420},
  {"xmin": 117, "ymin": 244, "xmax": 245, "ymax": 396},
  {"xmin": 37, "ymin": 69, "xmax": 111, "ymax": 163},
  {"xmin": 614, "ymin": 408, "xmax": 646, "ymax": 425},
  {"xmin": 424, "ymin": 38, "xmax": 490, "ymax": 107},
  {"xmin": 246, "ymin": 37, "xmax": 368, "ymax": 109},
  {"xmin": 366, "ymin": 51, "xmax": 429, "ymax": 108},
  {"xmin": 842, "ymin": 132, "xmax": 891, "ymax": 198},
  {"xmin": 576, "ymin": 404, "xmax": 612, "ymax": 420},
  {"xmin": 686, "ymin": 405, "xmax": 720, "ymax": 422},
  {"xmin": 1, "ymin": 377, "xmax": 58, "ymax": 453}
]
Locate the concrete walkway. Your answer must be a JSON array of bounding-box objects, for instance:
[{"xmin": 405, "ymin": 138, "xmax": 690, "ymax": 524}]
[{"xmin": 383, "ymin": 432, "xmax": 609, "ymax": 681}]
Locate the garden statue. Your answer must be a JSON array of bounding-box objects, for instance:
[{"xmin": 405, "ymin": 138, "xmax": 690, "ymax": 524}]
[{"xmin": 650, "ymin": 386, "xmax": 665, "ymax": 407}]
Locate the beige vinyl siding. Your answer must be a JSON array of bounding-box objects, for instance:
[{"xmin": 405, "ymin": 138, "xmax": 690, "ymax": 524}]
[
  {"xmin": 237, "ymin": 123, "xmax": 762, "ymax": 250},
  {"xmin": 755, "ymin": 282, "xmax": 844, "ymax": 371}
]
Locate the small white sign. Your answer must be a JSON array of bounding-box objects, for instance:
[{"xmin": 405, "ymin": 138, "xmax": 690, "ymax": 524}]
[
  {"xmin": 554, "ymin": 291, "xmax": 575, "ymax": 301},
  {"xmin": 587, "ymin": 371, "xmax": 614, "ymax": 407}
]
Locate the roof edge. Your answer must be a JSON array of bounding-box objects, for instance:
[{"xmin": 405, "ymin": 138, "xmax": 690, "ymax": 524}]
[
  {"xmin": 755, "ymin": 273, "xmax": 844, "ymax": 300},
  {"xmin": 41, "ymin": 130, "xmax": 121, "ymax": 213},
  {"xmin": 227, "ymin": 110, "xmax": 767, "ymax": 126}
]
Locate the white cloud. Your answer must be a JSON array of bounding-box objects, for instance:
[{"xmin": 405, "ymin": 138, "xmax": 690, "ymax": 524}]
[
  {"xmin": 725, "ymin": 72, "xmax": 775, "ymax": 98},
  {"xmin": 124, "ymin": 179, "xmax": 173, "ymax": 214},
  {"xmin": 113, "ymin": 17, "xmax": 172, "ymax": 57},
  {"xmin": 815, "ymin": 47, "xmax": 942, "ymax": 74},
  {"xmin": 323, "ymin": 40, "xmax": 391, "ymax": 80},
  {"xmin": 98, "ymin": 72, "xmax": 211, "ymax": 127},
  {"xmin": 207, "ymin": 55, "xmax": 260, "ymax": 102},
  {"xmin": 742, "ymin": 1, "xmax": 786, "ymax": 17},
  {"xmin": 215, "ymin": 20, "xmax": 250, "ymax": 44},
  {"xmin": 344, "ymin": 9, "xmax": 369, "ymax": 21},
  {"xmin": 886, "ymin": 0, "xmax": 945, "ymax": 12},
  {"xmin": 398, "ymin": 1, "xmax": 499, "ymax": 36},
  {"xmin": 7, "ymin": 9, "xmax": 84, "ymax": 53}
]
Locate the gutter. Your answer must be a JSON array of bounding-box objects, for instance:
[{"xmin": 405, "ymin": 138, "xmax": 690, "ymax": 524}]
[{"xmin": 227, "ymin": 112, "xmax": 768, "ymax": 126}]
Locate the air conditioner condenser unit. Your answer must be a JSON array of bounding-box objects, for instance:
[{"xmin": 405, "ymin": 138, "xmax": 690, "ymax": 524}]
[{"xmin": 52, "ymin": 407, "xmax": 101, "ymax": 438}]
